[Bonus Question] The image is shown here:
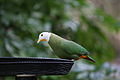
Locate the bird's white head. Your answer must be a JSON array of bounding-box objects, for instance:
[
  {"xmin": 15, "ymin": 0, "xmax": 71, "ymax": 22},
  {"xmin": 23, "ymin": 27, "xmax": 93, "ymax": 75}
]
[{"xmin": 37, "ymin": 32, "xmax": 51, "ymax": 43}]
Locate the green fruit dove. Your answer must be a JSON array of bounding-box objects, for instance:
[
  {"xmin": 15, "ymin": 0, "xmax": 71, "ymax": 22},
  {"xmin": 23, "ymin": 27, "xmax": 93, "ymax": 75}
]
[{"xmin": 37, "ymin": 32, "xmax": 95, "ymax": 62}]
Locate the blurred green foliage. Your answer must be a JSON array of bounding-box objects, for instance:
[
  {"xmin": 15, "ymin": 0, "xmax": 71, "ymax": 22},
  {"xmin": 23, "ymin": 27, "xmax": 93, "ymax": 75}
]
[
  {"xmin": 0, "ymin": 0, "xmax": 120, "ymax": 80},
  {"xmin": 96, "ymin": 9, "xmax": 120, "ymax": 31}
]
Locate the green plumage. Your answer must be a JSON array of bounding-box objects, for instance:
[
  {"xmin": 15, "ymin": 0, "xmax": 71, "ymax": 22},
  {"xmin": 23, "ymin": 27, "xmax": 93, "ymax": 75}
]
[{"xmin": 48, "ymin": 33, "xmax": 90, "ymax": 59}]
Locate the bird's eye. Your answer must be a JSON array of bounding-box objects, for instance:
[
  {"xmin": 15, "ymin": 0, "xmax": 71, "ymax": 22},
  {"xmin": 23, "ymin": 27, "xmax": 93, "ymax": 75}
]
[{"xmin": 41, "ymin": 34, "xmax": 43, "ymax": 36}]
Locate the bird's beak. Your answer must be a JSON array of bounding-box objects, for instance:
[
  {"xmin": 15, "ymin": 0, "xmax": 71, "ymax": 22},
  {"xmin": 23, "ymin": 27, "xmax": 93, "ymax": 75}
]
[
  {"xmin": 37, "ymin": 39, "xmax": 41, "ymax": 43},
  {"xmin": 37, "ymin": 39, "xmax": 47, "ymax": 43}
]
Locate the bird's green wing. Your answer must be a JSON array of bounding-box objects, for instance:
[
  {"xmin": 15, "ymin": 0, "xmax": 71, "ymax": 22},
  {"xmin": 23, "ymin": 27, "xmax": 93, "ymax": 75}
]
[{"xmin": 61, "ymin": 40, "xmax": 89, "ymax": 56}]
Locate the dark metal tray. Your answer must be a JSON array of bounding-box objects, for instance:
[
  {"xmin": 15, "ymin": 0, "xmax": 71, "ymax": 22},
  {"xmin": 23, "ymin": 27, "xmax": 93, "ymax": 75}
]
[{"xmin": 0, "ymin": 57, "xmax": 74, "ymax": 76}]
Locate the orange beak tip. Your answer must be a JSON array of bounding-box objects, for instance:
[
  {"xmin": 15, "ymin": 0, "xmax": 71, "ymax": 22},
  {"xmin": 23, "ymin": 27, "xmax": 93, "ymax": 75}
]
[{"xmin": 37, "ymin": 39, "xmax": 47, "ymax": 44}]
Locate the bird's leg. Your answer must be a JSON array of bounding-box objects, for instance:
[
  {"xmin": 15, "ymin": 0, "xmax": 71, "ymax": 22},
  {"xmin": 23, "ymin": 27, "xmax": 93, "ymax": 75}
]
[
  {"xmin": 74, "ymin": 55, "xmax": 87, "ymax": 60},
  {"xmin": 74, "ymin": 57, "xmax": 81, "ymax": 60},
  {"xmin": 78, "ymin": 55, "xmax": 95, "ymax": 62}
]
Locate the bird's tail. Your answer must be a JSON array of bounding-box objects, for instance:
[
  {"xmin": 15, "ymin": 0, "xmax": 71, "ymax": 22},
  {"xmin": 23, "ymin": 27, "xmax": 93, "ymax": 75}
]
[{"xmin": 80, "ymin": 55, "xmax": 95, "ymax": 63}]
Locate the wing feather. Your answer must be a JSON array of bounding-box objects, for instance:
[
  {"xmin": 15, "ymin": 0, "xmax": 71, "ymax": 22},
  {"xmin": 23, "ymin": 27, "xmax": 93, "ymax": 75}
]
[{"xmin": 61, "ymin": 40, "xmax": 89, "ymax": 56}]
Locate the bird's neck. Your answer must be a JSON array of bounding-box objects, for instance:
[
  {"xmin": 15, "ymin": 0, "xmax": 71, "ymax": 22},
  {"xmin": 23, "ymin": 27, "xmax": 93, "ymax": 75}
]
[{"xmin": 48, "ymin": 33, "xmax": 64, "ymax": 46}]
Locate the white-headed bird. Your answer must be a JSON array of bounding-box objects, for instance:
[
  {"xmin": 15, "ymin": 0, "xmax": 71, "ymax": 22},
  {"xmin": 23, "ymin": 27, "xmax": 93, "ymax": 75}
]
[{"xmin": 37, "ymin": 32, "xmax": 95, "ymax": 62}]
